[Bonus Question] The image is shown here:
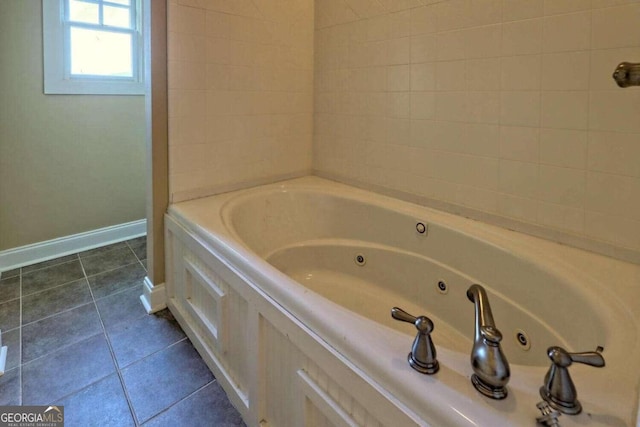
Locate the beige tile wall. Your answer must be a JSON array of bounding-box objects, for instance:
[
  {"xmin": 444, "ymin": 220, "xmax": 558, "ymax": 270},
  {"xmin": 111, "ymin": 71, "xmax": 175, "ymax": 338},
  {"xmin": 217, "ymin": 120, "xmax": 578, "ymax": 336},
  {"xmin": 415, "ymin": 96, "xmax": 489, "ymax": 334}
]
[
  {"xmin": 314, "ymin": 0, "xmax": 640, "ymax": 252},
  {"xmin": 168, "ymin": 0, "xmax": 314, "ymax": 202}
]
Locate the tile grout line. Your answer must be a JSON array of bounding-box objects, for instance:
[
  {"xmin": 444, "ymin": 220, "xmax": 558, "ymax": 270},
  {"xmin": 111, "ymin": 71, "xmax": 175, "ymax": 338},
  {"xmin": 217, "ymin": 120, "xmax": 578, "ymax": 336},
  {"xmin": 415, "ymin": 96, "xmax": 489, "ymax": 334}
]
[
  {"xmin": 33, "ymin": 254, "xmax": 108, "ymax": 407},
  {"xmin": 117, "ymin": 336, "xmax": 189, "ymax": 372},
  {"xmin": 140, "ymin": 379, "xmax": 218, "ymax": 426},
  {"xmin": 78, "ymin": 252, "xmax": 142, "ymax": 427},
  {"xmin": 11, "ymin": 240, "xmax": 221, "ymax": 425},
  {"xmin": 125, "ymin": 240, "xmax": 147, "ymax": 272},
  {"xmin": 20, "ymin": 282, "xmax": 93, "ymax": 328},
  {"xmin": 21, "ymin": 331, "xmax": 106, "ymax": 368},
  {"xmin": 20, "ymin": 256, "xmax": 79, "ymax": 276},
  {"xmin": 0, "ymin": 296, "xmax": 23, "ymax": 306},
  {"xmin": 20, "ymin": 279, "xmax": 141, "ymax": 330},
  {"xmin": 21, "ymin": 259, "xmax": 86, "ymax": 299},
  {"xmin": 21, "ymin": 299, "xmax": 92, "ymax": 331},
  {"xmin": 21, "ymin": 254, "xmax": 83, "ymax": 405},
  {"xmin": 77, "ymin": 242, "xmax": 136, "ymax": 263},
  {"xmin": 22, "ymin": 274, "xmax": 88, "ymax": 300},
  {"xmin": 19, "ymin": 248, "xmax": 147, "ymax": 360},
  {"xmin": 84, "ymin": 259, "xmax": 144, "ymax": 281},
  {"xmin": 20, "ymin": 243, "xmax": 145, "ymax": 307},
  {"xmin": 50, "ymin": 372, "xmax": 121, "ymax": 407}
]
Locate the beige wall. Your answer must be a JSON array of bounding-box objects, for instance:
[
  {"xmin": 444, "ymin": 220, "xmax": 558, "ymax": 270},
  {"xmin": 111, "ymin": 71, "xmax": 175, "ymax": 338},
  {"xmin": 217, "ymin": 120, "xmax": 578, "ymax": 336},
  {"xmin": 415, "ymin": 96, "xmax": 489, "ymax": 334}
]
[
  {"xmin": 314, "ymin": 0, "xmax": 640, "ymax": 253},
  {"xmin": 0, "ymin": 1, "xmax": 146, "ymax": 251},
  {"xmin": 167, "ymin": 0, "xmax": 314, "ymax": 202}
]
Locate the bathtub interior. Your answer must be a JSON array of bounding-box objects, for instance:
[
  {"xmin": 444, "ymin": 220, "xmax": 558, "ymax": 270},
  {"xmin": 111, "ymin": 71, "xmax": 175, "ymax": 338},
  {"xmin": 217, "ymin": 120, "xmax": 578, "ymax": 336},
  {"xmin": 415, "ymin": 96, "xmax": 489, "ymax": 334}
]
[
  {"xmin": 224, "ymin": 188, "xmax": 617, "ymax": 368},
  {"xmin": 267, "ymin": 241, "xmax": 606, "ymax": 367}
]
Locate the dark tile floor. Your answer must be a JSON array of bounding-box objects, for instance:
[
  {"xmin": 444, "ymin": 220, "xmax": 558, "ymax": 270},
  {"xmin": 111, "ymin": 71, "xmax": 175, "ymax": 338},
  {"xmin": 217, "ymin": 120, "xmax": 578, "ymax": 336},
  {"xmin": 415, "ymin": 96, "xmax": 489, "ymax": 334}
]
[{"xmin": 0, "ymin": 237, "xmax": 245, "ymax": 426}]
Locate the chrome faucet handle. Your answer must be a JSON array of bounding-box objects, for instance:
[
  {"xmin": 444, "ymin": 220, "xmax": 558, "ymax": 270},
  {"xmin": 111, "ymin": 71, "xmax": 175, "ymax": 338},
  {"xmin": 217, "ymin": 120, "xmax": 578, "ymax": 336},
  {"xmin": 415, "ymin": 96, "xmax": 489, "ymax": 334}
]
[
  {"xmin": 391, "ymin": 307, "xmax": 439, "ymax": 375},
  {"xmin": 466, "ymin": 284, "xmax": 510, "ymax": 399},
  {"xmin": 540, "ymin": 346, "xmax": 605, "ymax": 415}
]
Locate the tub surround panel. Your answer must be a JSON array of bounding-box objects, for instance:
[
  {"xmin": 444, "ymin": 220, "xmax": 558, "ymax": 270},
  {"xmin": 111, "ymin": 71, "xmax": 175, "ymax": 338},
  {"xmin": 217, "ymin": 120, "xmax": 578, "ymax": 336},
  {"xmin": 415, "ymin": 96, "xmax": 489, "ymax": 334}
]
[
  {"xmin": 167, "ymin": 0, "xmax": 314, "ymax": 202},
  {"xmin": 313, "ymin": 0, "xmax": 640, "ymax": 254}
]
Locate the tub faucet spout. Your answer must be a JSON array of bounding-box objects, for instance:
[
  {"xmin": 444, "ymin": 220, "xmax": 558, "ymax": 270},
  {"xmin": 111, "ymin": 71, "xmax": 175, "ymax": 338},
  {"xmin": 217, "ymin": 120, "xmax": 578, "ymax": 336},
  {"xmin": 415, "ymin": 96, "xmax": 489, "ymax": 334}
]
[{"xmin": 466, "ymin": 284, "xmax": 510, "ymax": 399}]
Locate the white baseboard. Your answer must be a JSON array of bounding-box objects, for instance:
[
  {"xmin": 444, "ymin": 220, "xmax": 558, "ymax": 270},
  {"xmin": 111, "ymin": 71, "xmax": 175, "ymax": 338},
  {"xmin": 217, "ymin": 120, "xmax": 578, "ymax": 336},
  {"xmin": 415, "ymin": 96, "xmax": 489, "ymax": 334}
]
[
  {"xmin": 0, "ymin": 219, "xmax": 147, "ymax": 273},
  {"xmin": 140, "ymin": 276, "xmax": 166, "ymax": 314}
]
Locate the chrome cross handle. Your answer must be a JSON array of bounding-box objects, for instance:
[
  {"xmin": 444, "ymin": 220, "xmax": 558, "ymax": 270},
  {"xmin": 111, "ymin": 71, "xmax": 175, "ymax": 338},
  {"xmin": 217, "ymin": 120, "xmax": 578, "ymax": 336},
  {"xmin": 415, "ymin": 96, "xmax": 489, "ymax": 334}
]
[
  {"xmin": 540, "ymin": 346, "xmax": 605, "ymax": 415},
  {"xmin": 391, "ymin": 307, "xmax": 439, "ymax": 375}
]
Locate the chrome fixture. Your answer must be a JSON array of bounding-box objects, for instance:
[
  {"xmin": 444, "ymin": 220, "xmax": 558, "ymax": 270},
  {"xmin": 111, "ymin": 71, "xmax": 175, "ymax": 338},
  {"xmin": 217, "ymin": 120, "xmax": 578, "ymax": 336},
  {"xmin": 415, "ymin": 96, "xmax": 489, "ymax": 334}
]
[
  {"xmin": 391, "ymin": 307, "xmax": 439, "ymax": 374},
  {"xmin": 612, "ymin": 62, "xmax": 640, "ymax": 88},
  {"xmin": 540, "ymin": 346, "xmax": 605, "ymax": 415},
  {"xmin": 416, "ymin": 222, "xmax": 427, "ymax": 234},
  {"xmin": 436, "ymin": 280, "xmax": 448, "ymax": 294},
  {"xmin": 536, "ymin": 401, "xmax": 562, "ymax": 427},
  {"xmin": 466, "ymin": 284, "xmax": 510, "ymax": 399}
]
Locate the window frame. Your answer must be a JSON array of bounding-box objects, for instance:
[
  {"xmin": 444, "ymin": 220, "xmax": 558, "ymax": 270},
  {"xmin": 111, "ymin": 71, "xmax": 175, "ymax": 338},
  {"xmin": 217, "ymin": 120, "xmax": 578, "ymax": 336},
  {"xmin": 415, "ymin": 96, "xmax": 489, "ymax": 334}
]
[{"xmin": 43, "ymin": 0, "xmax": 145, "ymax": 95}]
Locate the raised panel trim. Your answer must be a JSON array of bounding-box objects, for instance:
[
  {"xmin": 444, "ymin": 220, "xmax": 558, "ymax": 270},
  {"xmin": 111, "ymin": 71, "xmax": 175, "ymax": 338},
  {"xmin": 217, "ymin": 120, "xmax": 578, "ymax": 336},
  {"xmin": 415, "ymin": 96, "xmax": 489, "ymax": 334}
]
[
  {"xmin": 183, "ymin": 257, "xmax": 228, "ymax": 351},
  {"xmin": 297, "ymin": 369, "xmax": 360, "ymax": 427}
]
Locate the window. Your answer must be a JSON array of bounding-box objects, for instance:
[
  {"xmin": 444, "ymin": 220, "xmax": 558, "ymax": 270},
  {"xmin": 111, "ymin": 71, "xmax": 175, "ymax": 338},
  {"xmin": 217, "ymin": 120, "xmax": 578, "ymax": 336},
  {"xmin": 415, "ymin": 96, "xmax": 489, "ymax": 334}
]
[{"xmin": 43, "ymin": 0, "xmax": 144, "ymax": 95}]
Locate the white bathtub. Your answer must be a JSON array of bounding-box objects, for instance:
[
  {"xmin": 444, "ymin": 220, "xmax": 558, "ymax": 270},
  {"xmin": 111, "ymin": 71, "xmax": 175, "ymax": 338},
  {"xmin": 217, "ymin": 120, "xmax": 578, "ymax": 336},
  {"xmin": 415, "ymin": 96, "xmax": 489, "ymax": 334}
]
[{"xmin": 166, "ymin": 176, "xmax": 640, "ymax": 427}]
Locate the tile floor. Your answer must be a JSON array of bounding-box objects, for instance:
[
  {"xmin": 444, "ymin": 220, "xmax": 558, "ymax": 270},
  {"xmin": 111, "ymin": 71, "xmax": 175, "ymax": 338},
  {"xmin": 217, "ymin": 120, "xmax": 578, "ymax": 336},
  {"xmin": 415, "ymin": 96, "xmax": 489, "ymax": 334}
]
[{"xmin": 0, "ymin": 237, "xmax": 246, "ymax": 426}]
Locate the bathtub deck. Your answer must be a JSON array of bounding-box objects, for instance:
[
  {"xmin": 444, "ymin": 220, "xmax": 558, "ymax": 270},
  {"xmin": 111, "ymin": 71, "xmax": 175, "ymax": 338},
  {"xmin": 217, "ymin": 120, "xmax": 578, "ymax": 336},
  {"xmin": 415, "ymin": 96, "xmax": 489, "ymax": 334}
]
[{"xmin": 0, "ymin": 238, "xmax": 245, "ymax": 426}]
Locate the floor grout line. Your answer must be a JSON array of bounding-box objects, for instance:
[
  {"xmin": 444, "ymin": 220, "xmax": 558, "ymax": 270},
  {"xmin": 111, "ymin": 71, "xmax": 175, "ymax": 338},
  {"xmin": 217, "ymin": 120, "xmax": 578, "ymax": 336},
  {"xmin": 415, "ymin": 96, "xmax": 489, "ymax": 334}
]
[
  {"xmin": 125, "ymin": 240, "xmax": 148, "ymax": 273},
  {"xmin": 94, "ymin": 283, "xmax": 145, "ymax": 303},
  {"xmin": 0, "ymin": 293, "xmax": 23, "ymax": 306},
  {"xmin": 117, "ymin": 336, "xmax": 189, "ymax": 372},
  {"xmin": 80, "ymin": 251, "xmax": 142, "ymax": 427},
  {"xmin": 140, "ymin": 379, "xmax": 217, "ymax": 426},
  {"xmin": 11, "ymin": 243, "xmax": 149, "ymax": 412},
  {"xmin": 20, "ymin": 277, "xmax": 145, "ymax": 329},
  {"xmin": 1, "ymin": 326, "xmax": 20, "ymax": 335},
  {"xmin": 21, "ymin": 299, "xmax": 95, "ymax": 330},
  {"xmin": 20, "ymin": 257, "xmax": 142, "ymax": 300},
  {"xmin": 77, "ymin": 242, "xmax": 131, "ymax": 260},
  {"xmin": 19, "ymin": 262, "xmax": 145, "ymax": 330},
  {"xmin": 83, "ymin": 260, "xmax": 145, "ymax": 280},
  {"xmin": 49, "ymin": 371, "xmax": 118, "ymax": 406},
  {"xmin": 19, "ymin": 255, "xmax": 80, "ymax": 276},
  {"xmin": 21, "ymin": 331, "xmax": 105, "ymax": 368},
  {"xmin": 21, "ymin": 275, "xmax": 89, "ymax": 300}
]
